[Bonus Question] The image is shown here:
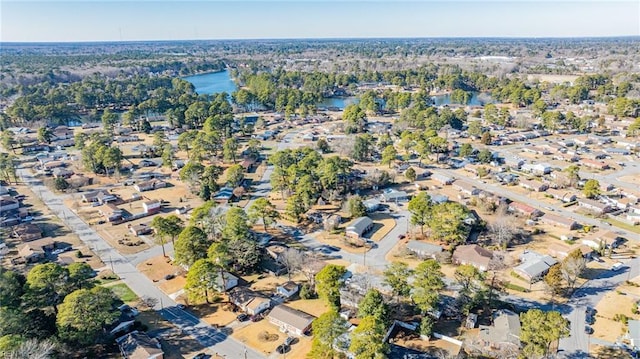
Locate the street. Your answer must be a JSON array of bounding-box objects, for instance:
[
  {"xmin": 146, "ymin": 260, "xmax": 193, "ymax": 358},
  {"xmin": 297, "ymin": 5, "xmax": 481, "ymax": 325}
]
[{"xmin": 16, "ymin": 165, "xmax": 266, "ymax": 359}]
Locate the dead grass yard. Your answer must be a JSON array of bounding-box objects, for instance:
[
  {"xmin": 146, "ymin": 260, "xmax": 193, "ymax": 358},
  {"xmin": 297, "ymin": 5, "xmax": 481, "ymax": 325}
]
[{"xmin": 231, "ymin": 319, "xmax": 284, "ymax": 356}]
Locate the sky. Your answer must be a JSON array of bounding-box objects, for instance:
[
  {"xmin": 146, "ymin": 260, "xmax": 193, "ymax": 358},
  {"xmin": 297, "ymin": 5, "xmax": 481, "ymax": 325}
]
[{"xmin": 1, "ymin": 0, "xmax": 639, "ymax": 42}]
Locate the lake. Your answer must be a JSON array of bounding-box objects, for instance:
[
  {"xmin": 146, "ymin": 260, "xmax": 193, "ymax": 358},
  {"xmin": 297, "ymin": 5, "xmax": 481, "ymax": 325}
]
[
  {"xmin": 183, "ymin": 70, "xmax": 238, "ymax": 95},
  {"xmin": 184, "ymin": 70, "xmax": 492, "ymax": 109}
]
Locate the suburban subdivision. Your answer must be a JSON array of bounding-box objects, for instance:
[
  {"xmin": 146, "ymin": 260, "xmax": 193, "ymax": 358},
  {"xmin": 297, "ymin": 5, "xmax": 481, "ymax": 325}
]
[{"xmin": 1, "ymin": 37, "xmax": 640, "ymax": 359}]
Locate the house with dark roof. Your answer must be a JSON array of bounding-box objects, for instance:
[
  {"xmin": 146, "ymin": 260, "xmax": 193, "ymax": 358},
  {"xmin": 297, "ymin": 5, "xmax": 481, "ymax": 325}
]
[
  {"xmin": 539, "ymin": 213, "xmax": 579, "ymax": 230},
  {"xmin": 13, "ymin": 223, "xmax": 42, "ymax": 242},
  {"xmin": 452, "ymin": 244, "xmax": 494, "ymax": 272},
  {"xmin": 577, "ymin": 198, "xmax": 611, "ymax": 214},
  {"xmin": 228, "ymin": 287, "xmax": 271, "ymax": 315},
  {"xmin": 267, "ymin": 305, "xmax": 316, "ymax": 336}
]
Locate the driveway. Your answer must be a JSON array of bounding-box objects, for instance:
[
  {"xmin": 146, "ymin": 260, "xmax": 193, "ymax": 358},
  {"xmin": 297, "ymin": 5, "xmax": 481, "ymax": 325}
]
[{"xmin": 16, "ymin": 166, "xmax": 266, "ymax": 359}]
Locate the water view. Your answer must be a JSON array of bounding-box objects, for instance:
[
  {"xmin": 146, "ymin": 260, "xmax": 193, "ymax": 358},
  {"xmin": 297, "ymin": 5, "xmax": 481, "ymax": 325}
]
[{"xmin": 184, "ymin": 70, "xmax": 492, "ymax": 109}]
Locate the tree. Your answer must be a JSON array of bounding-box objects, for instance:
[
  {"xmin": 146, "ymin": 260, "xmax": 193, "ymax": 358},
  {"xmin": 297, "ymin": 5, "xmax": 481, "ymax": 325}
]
[
  {"xmin": 37, "ymin": 127, "xmax": 53, "ymax": 144},
  {"xmin": 179, "ymin": 162, "xmax": 205, "ymax": 193},
  {"xmin": 247, "ymin": 198, "xmax": 280, "ymax": 232},
  {"xmin": 544, "ymin": 264, "xmax": 564, "ymax": 295},
  {"xmin": 564, "ymin": 164, "xmax": 581, "ymax": 188},
  {"xmin": 101, "ymin": 109, "xmax": 118, "ymax": 134},
  {"xmin": 520, "ymin": 309, "xmax": 570, "ymax": 358},
  {"xmin": 223, "ymin": 138, "xmax": 238, "ymax": 163},
  {"xmin": 346, "ymin": 195, "xmax": 367, "ymax": 218},
  {"xmin": 583, "ymin": 179, "xmax": 601, "ymax": 199},
  {"xmin": 161, "ymin": 143, "xmax": 174, "ymax": 167},
  {"xmin": 381, "ymin": 145, "xmax": 397, "ymax": 168},
  {"xmin": 383, "ymin": 262, "xmax": 413, "ymax": 302},
  {"xmin": 67, "ymin": 262, "xmax": 95, "ymax": 291},
  {"xmin": 480, "ymin": 132, "xmax": 492, "ymax": 145},
  {"xmin": 185, "ymin": 259, "xmax": 218, "ymax": 303},
  {"xmin": 285, "ymin": 194, "xmax": 307, "ymax": 223},
  {"xmin": 561, "ymin": 249, "xmax": 586, "ymax": 291},
  {"xmin": 227, "ymin": 238, "xmax": 261, "ymax": 274},
  {"xmin": 405, "ymin": 167, "xmax": 416, "ymax": 182},
  {"xmin": 0, "ymin": 154, "xmax": 17, "ymax": 184},
  {"xmin": 408, "ymin": 192, "xmax": 432, "ymax": 236},
  {"xmin": 343, "ymin": 104, "xmax": 367, "ymax": 134},
  {"xmin": 419, "ymin": 316, "xmax": 435, "ymax": 338},
  {"xmin": 277, "ymin": 248, "xmax": 304, "ymax": 281},
  {"xmin": 454, "ymin": 264, "xmax": 486, "ymax": 314},
  {"xmin": 358, "ymin": 289, "xmax": 390, "ymax": 325},
  {"xmin": 352, "ymin": 134, "xmax": 372, "ymax": 162},
  {"xmin": 3, "ymin": 338, "xmax": 55, "ymax": 359},
  {"xmin": 477, "ymin": 149, "xmax": 493, "ymax": 164},
  {"xmin": 0, "ymin": 268, "xmax": 25, "ymax": 308},
  {"xmin": 316, "ymin": 138, "xmax": 331, "ymax": 153},
  {"xmin": 53, "ymin": 177, "xmax": 69, "ymax": 191},
  {"xmin": 1, "ymin": 130, "xmax": 16, "ymax": 153},
  {"xmin": 316, "ymin": 264, "xmax": 347, "ymax": 311},
  {"xmin": 489, "ymin": 209, "xmax": 518, "ymax": 249},
  {"xmin": 428, "ymin": 202, "xmax": 470, "ymax": 244},
  {"xmin": 56, "ymin": 287, "xmax": 118, "ymax": 346},
  {"xmin": 309, "ymin": 310, "xmax": 348, "ymax": 359},
  {"xmin": 26, "ymin": 263, "xmax": 69, "ymax": 312},
  {"xmin": 174, "ymin": 226, "xmax": 210, "ymax": 267},
  {"xmin": 221, "ymin": 207, "xmax": 250, "ymax": 242},
  {"xmin": 412, "ymin": 259, "xmax": 445, "ymax": 314},
  {"xmin": 150, "ymin": 216, "xmax": 178, "ymax": 257},
  {"xmin": 467, "ymin": 121, "xmax": 483, "ymax": 138},
  {"xmin": 627, "ymin": 117, "xmax": 640, "ymax": 137},
  {"xmin": 458, "ymin": 143, "xmax": 474, "ymax": 158},
  {"xmin": 349, "ymin": 316, "xmax": 389, "ymax": 359},
  {"xmin": 225, "ymin": 164, "xmax": 244, "ymax": 188}
]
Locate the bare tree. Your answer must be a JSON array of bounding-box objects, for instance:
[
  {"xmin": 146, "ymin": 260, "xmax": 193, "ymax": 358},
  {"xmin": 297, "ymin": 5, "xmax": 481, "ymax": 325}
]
[
  {"xmin": 489, "ymin": 207, "xmax": 518, "ymax": 249},
  {"xmin": 139, "ymin": 295, "xmax": 159, "ymax": 310},
  {"xmin": 300, "ymin": 253, "xmax": 322, "ymax": 287},
  {"xmin": 277, "ymin": 248, "xmax": 304, "ymax": 280},
  {"xmin": 561, "ymin": 250, "xmax": 586, "ymax": 291},
  {"xmin": 7, "ymin": 339, "xmax": 56, "ymax": 359}
]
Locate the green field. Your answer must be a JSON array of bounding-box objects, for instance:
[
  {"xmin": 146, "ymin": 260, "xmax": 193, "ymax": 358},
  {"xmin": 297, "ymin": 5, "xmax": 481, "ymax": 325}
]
[
  {"xmin": 107, "ymin": 283, "xmax": 139, "ymax": 302},
  {"xmin": 604, "ymin": 218, "xmax": 640, "ymax": 235}
]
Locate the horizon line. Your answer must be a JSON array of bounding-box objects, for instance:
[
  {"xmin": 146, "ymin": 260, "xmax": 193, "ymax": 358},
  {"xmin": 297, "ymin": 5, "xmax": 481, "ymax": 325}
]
[{"xmin": 2, "ymin": 35, "xmax": 640, "ymax": 45}]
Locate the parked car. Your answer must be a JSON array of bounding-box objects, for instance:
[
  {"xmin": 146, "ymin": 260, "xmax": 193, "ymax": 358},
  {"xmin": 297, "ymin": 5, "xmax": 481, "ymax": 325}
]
[
  {"xmin": 164, "ymin": 274, "xmax": 175, "ymax": 280},
  {"xmin": 585, "ymin": 326, "xmax": 594, "ymax": 334},
  {"xmin": 236, "ymin": 313, "xmax": 249, "ymax": 322},
  {"xmin": 276, "ymin": 344, "xmax": 290, "ymax": 354},
  {"xmin": 284, "ymin": 337, "xmax": 295, "ymax": 346},
  {"xmin": 611, "ymin": 262, "xmax": 625, "ymax": 271},
  {"xmin": 250, "ymin": 314, "xmax": 263, "ymax": 322},
  {"xmin": 397, "ymin": 234, "xmax": 406, "ymax": 240},
  {"xmin": 193, "ymin": 353, "xmax": 208, "ymax": 359}
]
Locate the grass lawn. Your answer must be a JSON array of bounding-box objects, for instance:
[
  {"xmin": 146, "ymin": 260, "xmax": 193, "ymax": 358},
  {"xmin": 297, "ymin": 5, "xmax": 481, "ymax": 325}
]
[
  {"xmin": 603, "ymin": 218, "xmax": 640, "ymax": 234},
  {"xmin": 107, "ymin": 283, "xmax": 139, "ymax": 302}
]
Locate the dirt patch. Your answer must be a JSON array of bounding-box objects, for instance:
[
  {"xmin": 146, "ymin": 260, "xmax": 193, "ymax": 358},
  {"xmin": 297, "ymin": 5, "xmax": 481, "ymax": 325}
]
[
  {"xmin": 592, "ymin": 285, "xmax": 640, "ymax": 343},
  {"xmin": 619, "ymin": 175, "xmax": 640, "ymax": 187},
  {"xmin": 137, "ymin": 255, "xmax": 185, "ymax": 282},
  {"xmin": 368, "ymin": 214, "xmax": 396, "ymax": 242},
  {"xmin": 231, "ymin": 320, "xmax": 283, "ymax": 356},
  {"xmin": 191, "ymin": 300, "xmax": 239, "ymax": 328},
  {"xmin": 314, "ymin": 232, "xmax": 369, "ymax": 254}
]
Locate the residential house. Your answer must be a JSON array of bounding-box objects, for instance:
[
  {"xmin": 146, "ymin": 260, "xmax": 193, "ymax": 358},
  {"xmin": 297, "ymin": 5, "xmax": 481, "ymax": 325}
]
[
  {"xmin": 213, "ymin": 187, "xmax": 234, "ymax": 203},
  {"xmin": 431, "ymin": 173, "xmax": 455, "ymax": 185},
  {"xmin": 546, "ymin": 188, "xmax": 577, "ymax": 203},
  {"xmin": 521, "ymin": 163, "xmax": 552, "ymax": 175},
  {"xmin": 478, "ymin": 310, "xmax": 521, "ymax": 350},
  {"xmin": 142, "ymin": 200, "xmax": 161, "ymax": 215},
  {"xmin": 213, "ymin": 272, "xmax": 239, "ymax": 292},
  {"xmin": 548, "ymin": 243, "xmax": 593, "ymax": 260},
  {"xmin": 129, "ymin": 223, "xmax": 153, "ymax": 236},
  {"xmin": 380, "ymin": 190, "xmax": 409, "ymax": 203},
  {"xmin": 539, "ymin": 213, "xmax": 579, "ymax": 230},
  {"xmin": 582, "ymin": 231, "xmax": 621, "ymax": 250},
  {"xmin": 513, "ymin": 251, "xmax": 558, "ymax": 283},
  {"xmin": 267, "ymin": 305, "xmax": 316, "ymax": 337},
  {"xmin": 345, "ymin": 217, "xmax": 374, "ymax": 239},
  {"xmin": 577, "ymin": 198, "xmax": 611, "ymax": 214},
  {"xmin": 508, "ymin": 201, "xmax": 543, "ymax": 218},
  {"xmin": 13, "ymin": 223, "xmax": 42, "ymax": 242},
  {"xmin": 81, "ymin": 190, "xmax": 117, "ymax": 204},
  {"xmin": 452, "ymin": 244, "xmax": 494, "ymax": 272},
  {"xmin": 100, "ymin": 203, "xmax": 123, "ymax": 222},
  {"xmin": 52, "ymin": 168, "xmax": 74, "ymax": 179},
  {"xmin": 276, "ymin": 281, "xmax": 300, "ymax": 300},
  {"xmin": 363, "ymin": 198, "xmax": 381, "ymax": 212},
  {"xmin": 453, "ymin": 181, "xmax": 481, "ymax": 196},
  {"xmin": 405, "ymin": 241, "xmax": 443, "ymax": 259},
  {"xmin": 228, "ymin": 287, "xmax": 271, "ymax": 315},
  {"xmin": 324, "ymin": 214, "xmax": 342, "ymax": 230},
  {"xmin": 116, "ymin": 331, "xmax": 164, "ymax": 359},
  {"xmin": 17, "ymin": 239, "xmax": 53, "ymax": 263},
  {"xmin": 52, "ymin": 126, "xmax": 74, "ymax": 141},
  {"xmin": 581, "ymin": 159, "xmax": 609, "ymax": 170},
  {"xmin": 0, "ymin": 196, "xmax": 19, "ymax": 212},
  {"xmin": 626, "ymin": 320, "xmax": 640, "ymax": 348},
  {"xmin": 265, "ymin": 244, "xmax": 288, "ymax": 261},
  {"xmin": 134, "ymin": 179, "xmax": 166, "ymax": 192},
  {"xmin": 519, "ymin": 179, "xmax": 548, "ymax": 192},
  {"xmin": 429, "ymin": 193, "xmax": 449, "ymax": 204}
]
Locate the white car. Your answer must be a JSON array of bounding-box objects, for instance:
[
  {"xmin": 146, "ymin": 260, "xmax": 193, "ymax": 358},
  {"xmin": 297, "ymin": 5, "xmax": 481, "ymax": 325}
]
[{"xmin": 611, "ymin": 262, "xmax": 625, "ymax": 271}]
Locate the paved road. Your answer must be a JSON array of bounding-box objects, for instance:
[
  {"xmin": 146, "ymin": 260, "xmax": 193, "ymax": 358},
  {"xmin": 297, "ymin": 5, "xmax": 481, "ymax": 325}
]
[
  {"xmin": 432, "ymin": 167, "xmax": 639, "ymax": 240},
  {"xmin": 16, "ymin": 166, "xmax": 265, "ymax": 359}
]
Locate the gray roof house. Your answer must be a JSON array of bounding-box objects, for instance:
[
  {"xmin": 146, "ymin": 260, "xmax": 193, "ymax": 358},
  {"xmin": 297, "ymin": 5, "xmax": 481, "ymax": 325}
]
[
  {"xmin": 513, "ymin": 251, "xmax": 558, "ymax": 283},
  {"xmin": 268, "ymin": 305, "xmax": 316, "ymax": 337},
  {"xmin": 363, "ymin": 198, "xmax": 381, "ymax": 212},
  {"xmin": 626, "ymin": 320, "xmax": 640, "ymax": 348},
  {"xmin": 380, "ymin": 190, "xmax": 409, "ymax": 203},
  {"xmin": 345, "ymin": 217, "xmax": 374, "ymax": 239},
  {"xmin": 405, "ymin": 241, "xmax": 443, "ymax": 259},
  {"xmin": 478, "ymin": 309, "xmax": 521, "ymax": 350}
]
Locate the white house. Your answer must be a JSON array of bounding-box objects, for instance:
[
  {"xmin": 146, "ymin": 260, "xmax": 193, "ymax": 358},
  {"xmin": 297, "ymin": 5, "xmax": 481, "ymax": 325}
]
[
  {"xmin": 214, "ymin": 272, "xmax": 239, "ymax": 292},
  {"xmin": 276, "ymin": 281, "xmax": 300, "ymax": 299},
  {"xmin": 268, "ymin": 305, "xmax": 316, "ymax": 336}
]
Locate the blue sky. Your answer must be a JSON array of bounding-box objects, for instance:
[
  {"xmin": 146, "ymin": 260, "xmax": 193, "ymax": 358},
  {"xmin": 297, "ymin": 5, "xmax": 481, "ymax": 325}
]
[{"xmin": 1, "ymin": 1, "xmax": 639, "ymax": 42}]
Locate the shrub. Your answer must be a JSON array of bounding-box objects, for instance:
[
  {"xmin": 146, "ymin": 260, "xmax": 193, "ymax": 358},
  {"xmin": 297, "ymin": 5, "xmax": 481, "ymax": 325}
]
[
  {"xmin": 75, "ymin": 250, "xmax": 83, "ymax": 258},
  {"xmin": 258, "ymin": 331, "xmax": 279, "ymax": 342},
  {"xmin": 299, "ymin": 284, "xmax": 317, "ymax": 299}
]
